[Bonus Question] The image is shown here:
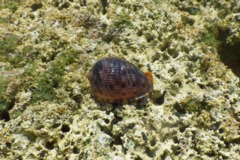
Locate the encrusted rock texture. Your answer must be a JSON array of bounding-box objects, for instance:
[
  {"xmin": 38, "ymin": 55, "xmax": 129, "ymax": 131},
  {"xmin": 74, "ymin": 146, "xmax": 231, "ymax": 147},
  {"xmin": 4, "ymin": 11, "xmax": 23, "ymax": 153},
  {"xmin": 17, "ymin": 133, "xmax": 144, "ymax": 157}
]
[{"xmin": 0, "ymin": 0, "xmax": 240, "ymax": 159}]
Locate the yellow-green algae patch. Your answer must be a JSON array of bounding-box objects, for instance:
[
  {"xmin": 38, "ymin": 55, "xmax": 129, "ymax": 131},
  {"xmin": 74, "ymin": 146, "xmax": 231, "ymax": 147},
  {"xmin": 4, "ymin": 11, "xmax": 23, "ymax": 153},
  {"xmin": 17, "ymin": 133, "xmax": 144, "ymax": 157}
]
[{"xmin": 0, "ymin": 0, "xmax": 240, "ymax": 159}]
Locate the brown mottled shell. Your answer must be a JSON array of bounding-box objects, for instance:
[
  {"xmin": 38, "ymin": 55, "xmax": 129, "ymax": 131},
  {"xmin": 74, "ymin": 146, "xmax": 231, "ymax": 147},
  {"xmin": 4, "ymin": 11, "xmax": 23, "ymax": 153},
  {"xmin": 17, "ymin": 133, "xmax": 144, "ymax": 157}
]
[{"xmin": 87, "ymin": 57, "xmax": 153, "ymax": 103}]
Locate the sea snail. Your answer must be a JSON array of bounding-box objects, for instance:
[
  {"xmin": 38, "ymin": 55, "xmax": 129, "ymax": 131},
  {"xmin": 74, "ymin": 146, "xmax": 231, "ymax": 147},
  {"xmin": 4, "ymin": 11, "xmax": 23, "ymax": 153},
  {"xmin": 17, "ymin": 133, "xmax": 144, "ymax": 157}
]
[{"xmin": 87, "ymin": 57, "xmax": 153, "ymax": 103}]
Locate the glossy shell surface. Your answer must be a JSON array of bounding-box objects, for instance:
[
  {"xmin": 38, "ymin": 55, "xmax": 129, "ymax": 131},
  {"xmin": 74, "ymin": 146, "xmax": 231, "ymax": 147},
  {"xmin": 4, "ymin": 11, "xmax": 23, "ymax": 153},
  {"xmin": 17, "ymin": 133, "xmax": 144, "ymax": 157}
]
[{"xmin": 87, "ymin": 57, "xmax": 153, "ymax": 103}]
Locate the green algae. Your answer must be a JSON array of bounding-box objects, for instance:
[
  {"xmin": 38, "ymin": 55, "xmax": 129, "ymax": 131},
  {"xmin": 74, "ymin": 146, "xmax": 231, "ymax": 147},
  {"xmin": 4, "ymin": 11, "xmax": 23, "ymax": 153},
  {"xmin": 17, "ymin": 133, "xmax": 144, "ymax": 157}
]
[
  {"xmin": 180, "ymin": 6, "xmax": 201, "ymax": 15},
  {"xmin": 113, "ymin": 14, "xmax": 133, "ymax": 31},
  {"xmin": 0, "ymin": 34, "xmax": 20, "ymax": 54},
  {"xmin": 0, "ymin": 34, "xmax": 23, "ymax": 67},
  {"xmin": 182, "ymin": 98, "xmax": 206, "ymax": 113},
  {"xmin": 197, "ymin": 22, "xmax": 240, "ymax": 76},
  {"xmin": 198, "ymin": 28, "xmax": 220, "ymax": 48},
  {"xmin": 175, "ymin": 97, "xmax": 212, "ymax": 114},
  {"xmin": 0, "ymin": 17, "xmax": 10, "ymax": 23},
  {"xmin": 102, "ymin": 13, "xmax": 133, "ymax": 43},
  {"xmin": 0, "ymin": 76, "xmax": 16, "ymax": 120},
  {"xmin": 0, "ymin": 78, "xmax": 9, "ymax": 113},
  {"xmin": 199, "ymin": 21, "xmax": 240, "ymax": 77},
  {"xmin": 0, "ymin": 39, "xmax": 38, "ymax": 68},
  {"xmin": 24, "ymin": 50, "xmax": 82, "ymax": 103},
  {"xmin": 153, "ymin": 0, "xmax": 161, "ymax": 4},
  {"xmin": 1, "ymin": 1, "xmax": 18, "ymax": 12},
  {"xmin": 0, "ymin": 100, "xmax": 7, "ymax": 113}
]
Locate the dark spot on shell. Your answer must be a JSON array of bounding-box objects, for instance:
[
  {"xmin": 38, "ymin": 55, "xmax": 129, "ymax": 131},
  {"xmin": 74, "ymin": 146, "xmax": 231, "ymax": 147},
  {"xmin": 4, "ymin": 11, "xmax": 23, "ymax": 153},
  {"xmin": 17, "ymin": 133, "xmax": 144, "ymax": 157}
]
[
  {"xmin": 121, "ymin": 83, "xmax": 126, "ymax": 88},
  {"xmin": 122, "ymin": 70, "xmax": 126, "ymax": 76},
  {"xmin": 109, "ymin": 84, "xmax": 114, "ymax": 90},
  {"xmin": 132, "ymin": 82, "xmax": 137, "ymax": 87}
]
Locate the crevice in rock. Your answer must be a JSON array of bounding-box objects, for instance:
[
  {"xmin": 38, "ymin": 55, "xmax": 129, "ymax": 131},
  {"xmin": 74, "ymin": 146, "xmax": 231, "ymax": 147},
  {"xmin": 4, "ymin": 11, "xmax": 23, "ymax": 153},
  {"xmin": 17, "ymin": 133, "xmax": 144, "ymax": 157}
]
[
  {"xmin": 217, "ymin": 25, "xmax": 240, "ymax": 77},
  {"xmin": 101, "ymin": 0, "xmax": 108, "ymax": 14}
]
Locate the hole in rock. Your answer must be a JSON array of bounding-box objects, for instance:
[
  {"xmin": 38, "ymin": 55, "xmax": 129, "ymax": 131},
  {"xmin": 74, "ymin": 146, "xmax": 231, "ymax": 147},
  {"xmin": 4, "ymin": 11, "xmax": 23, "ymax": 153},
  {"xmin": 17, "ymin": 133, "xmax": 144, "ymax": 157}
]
[
  {"xmin": 150, "ymin": 139, "xmax": 156, "ymax": 146},
  {"xmin": 145, "ymin": 147, "xmax": 155, "ymax": 158},
  {"xmin": 219, "ymin": 42, "xmax": 240, "ymax": 77},
  {"xmin": 218, "ymin": 26, "xmax": 240, "ymax": 77},
  {"xmin": 73, "ymin": 146, "xmax": 79, "ymax": 154},
  {"xmin": 111, "ymin": 135, "xmax": 123, "ymax": 146},
  {"xmin": 31, "ymin": 2, "xmax": 43, "ymax": 11},
  {"xmin": 61, "ymin": 124, "xmax": 70, "ymax": 133},
  {"xmin": 172, "ymin": 145, "xmax": 181, "ymax": 155},
  {"xmin": 17, "ymin": 156, "xmax": 23, "ymax": 160},
  {"xmin": 45, "ymin": 141, "xmax": 55, "ymax": 150},
  {"xmin": 104, "ymin": 118, "xmax": 110, "ymax": 124},
  {"xmin": 0, "ymin": 111, "xmax": 10, "ymax": 121},
  {"xmin": 6, "ymin": 142, "xmax": 11, "ymax": 148},
  {"xmin": 161, "ymin": 149, "xmax": 171, "ymax": 159},
  {"xmin": 101, "ymin": 0, "xmax": 108, "ymax": 14},
  {"xmin": 153, "ymin": 91, "xmax": 165, "ymax": 105},
  {"xmin": 134, "ymin": 156, "xmax": 142, "ymax": 160}
]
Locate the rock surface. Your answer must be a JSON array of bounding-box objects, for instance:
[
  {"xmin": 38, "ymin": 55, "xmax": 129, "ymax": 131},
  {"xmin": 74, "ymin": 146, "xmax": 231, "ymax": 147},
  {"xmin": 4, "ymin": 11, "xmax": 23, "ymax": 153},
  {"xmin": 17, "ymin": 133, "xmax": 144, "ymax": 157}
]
[{"xmin": 0, "ymin": 0, "xmax": 240, "ymax": 159}]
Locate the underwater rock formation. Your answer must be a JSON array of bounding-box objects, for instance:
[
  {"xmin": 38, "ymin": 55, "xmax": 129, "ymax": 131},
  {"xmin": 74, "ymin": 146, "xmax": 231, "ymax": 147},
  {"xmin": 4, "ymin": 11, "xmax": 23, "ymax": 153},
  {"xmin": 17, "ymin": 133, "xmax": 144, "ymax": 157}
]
[{"xmin": 0, "ymin": 0, "xmax": 240, "ymax": 159}]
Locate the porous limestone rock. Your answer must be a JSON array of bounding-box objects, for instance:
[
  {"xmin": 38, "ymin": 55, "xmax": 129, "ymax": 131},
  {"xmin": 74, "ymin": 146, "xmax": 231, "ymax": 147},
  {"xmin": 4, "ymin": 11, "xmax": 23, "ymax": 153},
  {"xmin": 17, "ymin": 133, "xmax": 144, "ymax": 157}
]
[{"xmin": 0, "ymin": 0, "xmax": 240, "ymax": 159}]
